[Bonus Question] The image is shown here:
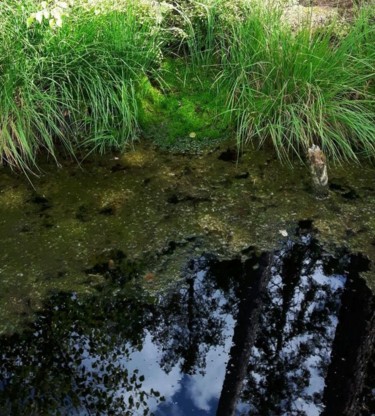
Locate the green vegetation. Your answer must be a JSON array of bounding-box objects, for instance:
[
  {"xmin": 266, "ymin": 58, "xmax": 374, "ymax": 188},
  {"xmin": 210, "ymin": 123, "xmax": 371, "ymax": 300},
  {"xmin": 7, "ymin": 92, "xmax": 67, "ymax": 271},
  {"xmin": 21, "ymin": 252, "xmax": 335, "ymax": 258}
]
[
  {"xmin": 0, "ymin": 0, "xmax": 161, "ymax": 169},
  {"xmin": 0, "ymin": 0, "xmax": 374, "ymax": 169},
  {"xmin": 138, "ymin": 60, "xmax": 231, "ymax": 152},
  {"xmin": 217, "ymin": 6, "xmax": 375, "ymax": 161}
]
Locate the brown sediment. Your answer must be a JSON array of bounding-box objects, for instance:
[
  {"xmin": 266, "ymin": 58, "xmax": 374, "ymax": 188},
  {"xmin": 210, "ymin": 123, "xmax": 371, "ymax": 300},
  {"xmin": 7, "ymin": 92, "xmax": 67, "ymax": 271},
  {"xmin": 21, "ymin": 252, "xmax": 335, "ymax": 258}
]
[{"xmin": 0, "ymin": 142, "xmax": 373, "ymax": 334}]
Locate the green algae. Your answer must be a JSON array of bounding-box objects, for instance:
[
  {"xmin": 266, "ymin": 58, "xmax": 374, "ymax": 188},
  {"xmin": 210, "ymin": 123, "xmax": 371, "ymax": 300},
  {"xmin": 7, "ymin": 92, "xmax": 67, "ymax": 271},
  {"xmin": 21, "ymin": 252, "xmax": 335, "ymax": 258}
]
[
  {"xmin": 138, "ymin": 59, "xmax": 231, "ymax": 151},
  {"xmin": 0, "ymin": 144, "xmax": 374, "ymax": 334}
]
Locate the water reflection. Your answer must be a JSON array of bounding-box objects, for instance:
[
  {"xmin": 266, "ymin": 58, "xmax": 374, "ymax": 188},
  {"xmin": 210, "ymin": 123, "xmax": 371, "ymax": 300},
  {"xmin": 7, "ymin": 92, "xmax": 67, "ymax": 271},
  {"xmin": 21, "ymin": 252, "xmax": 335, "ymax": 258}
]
[
  {"xmin": 0, "ymin": 235, "xmax": 373, "ymax": 415},
  {"xmin": 243, "ymin": 237, "xmax": 346, "ymax": 415}
]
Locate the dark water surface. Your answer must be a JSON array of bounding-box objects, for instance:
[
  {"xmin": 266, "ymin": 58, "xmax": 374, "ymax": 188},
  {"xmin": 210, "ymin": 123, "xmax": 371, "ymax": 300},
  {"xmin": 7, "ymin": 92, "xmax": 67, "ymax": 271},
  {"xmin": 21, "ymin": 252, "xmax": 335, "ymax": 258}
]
[{"xmin": 0, "ymin": 233, "xmax": 373, "ymax": 415}]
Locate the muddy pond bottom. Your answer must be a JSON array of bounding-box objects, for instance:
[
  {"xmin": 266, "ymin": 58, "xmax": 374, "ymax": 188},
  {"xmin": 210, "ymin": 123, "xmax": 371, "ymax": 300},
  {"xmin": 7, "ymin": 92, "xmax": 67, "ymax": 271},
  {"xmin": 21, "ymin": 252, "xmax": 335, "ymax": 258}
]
[{"xmin": 0, "ymin": 235, "xmax": 374, "ymax": 416}]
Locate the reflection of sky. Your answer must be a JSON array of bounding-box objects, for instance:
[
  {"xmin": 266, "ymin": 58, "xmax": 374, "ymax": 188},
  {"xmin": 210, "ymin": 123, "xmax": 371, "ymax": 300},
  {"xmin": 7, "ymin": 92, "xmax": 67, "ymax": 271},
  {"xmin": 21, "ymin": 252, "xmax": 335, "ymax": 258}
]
[
  {"xmin": 291, "ymin": 267, "xmax": 346, "ymax": 416},
  {"xmin": 249, "ymin": 259, "xmax": 346, "ymax": 416},
  {"xmin": 123, "ymin": 331, "xmax": 184, "ymax": 413},
  {"xmin": 184, "ymin": 314, "xmax": 235, "ymax": 413},
  {"xmin": 71, "ymin": 268, "xmax": 237, "ymax": 415},
  {"xmin": 72, "ymin": 327, "xmax": 234, "ymax": 415},
  {"xmin": 68, "ymin": 252, "xmax": 347, "ymax": 416},
  {"xmin": 125, "ymin": 311, "xmax": 236, "ymax": 415}
]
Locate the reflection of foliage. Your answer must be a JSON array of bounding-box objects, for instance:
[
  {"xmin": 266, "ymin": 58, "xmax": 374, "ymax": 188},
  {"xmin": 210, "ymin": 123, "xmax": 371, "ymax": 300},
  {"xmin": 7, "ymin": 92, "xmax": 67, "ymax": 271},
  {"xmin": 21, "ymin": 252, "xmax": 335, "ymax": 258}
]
[
  {"xmin": 0, "ymin": 291, "xmax": 162, "ymax": 415},
  {"xmin": 241, "ymin": 237, "xmax": 346, "ymax": 415},
  {"xmin": 0, "ymin": 255, "xmax": 243, "ymax": 415},
  {"xmin": 0, "ymin": 241, "xmax": 362, "ymax": 415},
  {"xmin": 150, "ymin": 257, "xmax": 240, "ymax": 375}
]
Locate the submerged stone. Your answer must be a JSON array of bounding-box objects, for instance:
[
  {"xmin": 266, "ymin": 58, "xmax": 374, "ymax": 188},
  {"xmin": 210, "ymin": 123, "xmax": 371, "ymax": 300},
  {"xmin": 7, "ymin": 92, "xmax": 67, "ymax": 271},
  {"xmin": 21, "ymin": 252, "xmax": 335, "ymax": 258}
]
[{"xmin": 308, "ymin": 145, "xmax": 329, "ymax": 200}]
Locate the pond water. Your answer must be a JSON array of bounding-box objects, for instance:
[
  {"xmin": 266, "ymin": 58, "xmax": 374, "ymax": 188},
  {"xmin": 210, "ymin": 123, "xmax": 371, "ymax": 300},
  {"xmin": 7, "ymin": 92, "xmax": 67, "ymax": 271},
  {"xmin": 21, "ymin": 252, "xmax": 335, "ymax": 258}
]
[
  {"xmin": 0, "ymin": 230, "xmax": 373, "ymax": 415},
  {"xmin": 0, "ymin": 144, "xmax": 374, "ymax": 415}
]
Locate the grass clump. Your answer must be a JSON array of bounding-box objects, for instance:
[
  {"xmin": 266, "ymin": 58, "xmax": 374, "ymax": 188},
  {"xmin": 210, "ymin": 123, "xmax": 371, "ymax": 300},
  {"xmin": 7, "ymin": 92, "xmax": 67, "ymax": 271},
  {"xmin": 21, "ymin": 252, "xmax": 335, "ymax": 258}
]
[
  {"xmin": 0, "ymin": 0, "xmax": 162, "ymax": 169},
  {"xmin": 217, "ymin": 5, "xmax": 375, "ymax": 161}
]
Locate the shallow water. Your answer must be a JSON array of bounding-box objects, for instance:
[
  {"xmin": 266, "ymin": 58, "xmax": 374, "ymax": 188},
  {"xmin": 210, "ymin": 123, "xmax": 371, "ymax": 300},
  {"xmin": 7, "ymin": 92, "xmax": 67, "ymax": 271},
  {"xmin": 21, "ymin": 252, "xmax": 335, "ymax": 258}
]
[
  {"xmin": 0, "ymin": 144, "xmax": 374, "ymax": 414},
  {"xmin": 0, "ymin": 232, "xmax": 373, "ymax": 415},
  {"xmin": 0, "ymin": 144, "xmax": 374, "ymax": 334}
]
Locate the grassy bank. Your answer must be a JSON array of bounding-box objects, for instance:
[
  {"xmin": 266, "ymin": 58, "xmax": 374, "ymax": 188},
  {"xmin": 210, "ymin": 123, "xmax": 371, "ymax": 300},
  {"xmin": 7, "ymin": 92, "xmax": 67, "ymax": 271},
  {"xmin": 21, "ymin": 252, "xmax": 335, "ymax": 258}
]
[
  {"xmin": 216, "ymin": 5, "xmax": 375, "ymax": 161},
  {"xmin": 0, "ymin": 0, "xmax": 374, "ymax": 169},
  {"xmin": 0, "ymin": 0, "xmax": 162, "ymax": 169}
]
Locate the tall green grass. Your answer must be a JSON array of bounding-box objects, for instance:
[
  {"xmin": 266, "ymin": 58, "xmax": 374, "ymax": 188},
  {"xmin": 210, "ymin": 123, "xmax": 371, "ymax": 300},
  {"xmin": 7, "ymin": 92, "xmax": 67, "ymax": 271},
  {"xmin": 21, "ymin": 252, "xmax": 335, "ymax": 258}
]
[
  {"xmin": 216, "ymin": 6, "xmax": 375, "ymax": 161},
  {"xmin": 0, "ymin": 1, "xmax": 161, "ymax": 169},
  {"xmin": 1, "ymin": 0, "xmax": 374, "ymax": 168}
]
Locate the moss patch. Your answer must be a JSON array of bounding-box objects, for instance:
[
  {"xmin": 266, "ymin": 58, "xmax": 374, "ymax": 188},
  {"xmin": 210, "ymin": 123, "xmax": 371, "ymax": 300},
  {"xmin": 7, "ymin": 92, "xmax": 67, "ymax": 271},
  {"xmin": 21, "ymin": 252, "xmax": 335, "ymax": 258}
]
[{"xmin": 138, "ymin": 59, "xmax": 232, "ymax": 152}]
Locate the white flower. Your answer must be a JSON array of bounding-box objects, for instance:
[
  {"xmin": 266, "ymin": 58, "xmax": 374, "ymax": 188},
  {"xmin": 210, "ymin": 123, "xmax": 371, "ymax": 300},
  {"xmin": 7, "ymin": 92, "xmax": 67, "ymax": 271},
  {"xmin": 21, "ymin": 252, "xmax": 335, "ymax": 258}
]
[
  {"xmin": 57, "ymin": 1, "xmax": 69, "ymax": 9},
  {"xmin": 51, "ymin": 7, "xmax": 62, "ymax": 19},
  {"xmin": 35, "ymin": 11, "xmax": 43, "ymax": 23}
]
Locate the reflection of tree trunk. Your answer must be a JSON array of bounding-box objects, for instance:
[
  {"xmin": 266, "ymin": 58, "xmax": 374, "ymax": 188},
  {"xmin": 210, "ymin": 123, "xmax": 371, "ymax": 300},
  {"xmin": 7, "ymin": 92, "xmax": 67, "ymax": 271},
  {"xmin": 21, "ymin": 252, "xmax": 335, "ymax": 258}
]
[
  {"xmin": 275, "ymin": 245, "xmax": 306, "ymax": 354},
  {"xmin": 182, "ymin": 275, "xmax": 199, "ymax": 374},
  {"xmin": 216, "ymin": 252, "xmax": 272, "ymax": 416},
  {"xmin": 322, "ymin": 274, "xmax": 375, "ymax": 416}
]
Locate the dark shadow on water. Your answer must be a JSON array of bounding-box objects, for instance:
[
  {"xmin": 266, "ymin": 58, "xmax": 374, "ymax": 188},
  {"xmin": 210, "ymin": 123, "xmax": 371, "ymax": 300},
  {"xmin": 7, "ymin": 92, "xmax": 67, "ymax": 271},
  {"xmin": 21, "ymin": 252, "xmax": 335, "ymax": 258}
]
[{"xmin": 0, "ymin": 232, "xmax": 373, "ymax": 415}]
